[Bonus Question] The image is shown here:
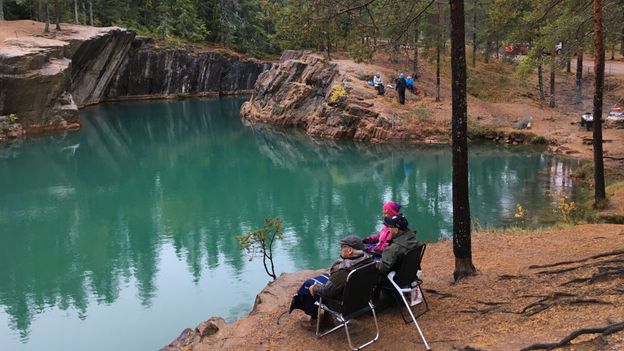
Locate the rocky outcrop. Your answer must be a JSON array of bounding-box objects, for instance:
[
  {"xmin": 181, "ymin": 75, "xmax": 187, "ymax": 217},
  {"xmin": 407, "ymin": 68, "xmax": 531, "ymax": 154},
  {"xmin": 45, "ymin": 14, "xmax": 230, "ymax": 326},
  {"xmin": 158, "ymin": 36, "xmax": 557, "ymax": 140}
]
[
  {"xmin": 0, "ymin": 22, "xmax": 268, "ymax": 140},
  {"xmin": 241, "ymin": 50, "xmax": 396, "ymax": 142},
  {"xmin": 105, "ymin": 38, "xmax": 268, "ymax": 100}
]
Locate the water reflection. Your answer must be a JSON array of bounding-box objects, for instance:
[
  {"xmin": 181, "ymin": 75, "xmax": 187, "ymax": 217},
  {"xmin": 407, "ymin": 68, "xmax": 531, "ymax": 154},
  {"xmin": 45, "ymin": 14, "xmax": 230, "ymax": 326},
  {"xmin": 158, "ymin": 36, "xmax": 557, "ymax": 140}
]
[{"xmin": 0, "ymin": 98, "xmax": 579, "ymax": 349}]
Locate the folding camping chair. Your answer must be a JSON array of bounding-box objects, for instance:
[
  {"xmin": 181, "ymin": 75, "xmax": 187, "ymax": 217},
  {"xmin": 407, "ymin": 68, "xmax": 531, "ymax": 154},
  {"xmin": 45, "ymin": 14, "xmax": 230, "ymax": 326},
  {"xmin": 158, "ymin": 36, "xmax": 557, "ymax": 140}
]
[
  {"xmin": 315, "ymin": 261, "xmax": 380, "ymax": 350},
  {"xmin": 386, "ymin": 244, "xmax": 431, "ymax": 350}
]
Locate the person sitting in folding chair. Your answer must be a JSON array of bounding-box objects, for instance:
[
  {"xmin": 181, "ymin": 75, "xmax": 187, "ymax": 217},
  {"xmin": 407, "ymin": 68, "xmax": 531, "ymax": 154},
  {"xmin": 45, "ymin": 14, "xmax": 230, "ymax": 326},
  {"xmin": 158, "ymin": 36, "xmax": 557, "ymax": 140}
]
[
  {"xmin": 290, "ymin": 236, "xmax": 372, "ymax": 324},
  {"xmin": 376, "ymin": 214, "xmax": 419, "ymax": 276}
]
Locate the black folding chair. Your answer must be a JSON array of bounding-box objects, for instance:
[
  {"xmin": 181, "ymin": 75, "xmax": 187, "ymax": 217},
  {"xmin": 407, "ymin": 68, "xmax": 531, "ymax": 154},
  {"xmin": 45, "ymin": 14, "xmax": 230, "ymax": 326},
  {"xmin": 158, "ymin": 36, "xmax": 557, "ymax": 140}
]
[
  {"xmin": 386, "ymin": 244, "xmax": 431, "ymax": 350},
  {"xmin": 315, "ymin": 261, "xmax": 380, "ymax": 350}
]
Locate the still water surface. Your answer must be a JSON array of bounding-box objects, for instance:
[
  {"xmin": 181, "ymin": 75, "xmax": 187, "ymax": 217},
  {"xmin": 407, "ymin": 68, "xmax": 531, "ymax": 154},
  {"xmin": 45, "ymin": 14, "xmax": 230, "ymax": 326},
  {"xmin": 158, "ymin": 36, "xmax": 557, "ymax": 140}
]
[{"xmin": 0, "ymin": 98, "xmax": 579, "ymax": 350}]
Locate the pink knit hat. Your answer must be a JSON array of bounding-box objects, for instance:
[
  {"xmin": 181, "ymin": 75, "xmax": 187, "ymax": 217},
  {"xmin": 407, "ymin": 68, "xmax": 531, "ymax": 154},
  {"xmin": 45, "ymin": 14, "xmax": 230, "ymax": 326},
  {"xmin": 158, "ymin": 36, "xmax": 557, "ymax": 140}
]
[{"xmin": 382, "ymin": 201, "xmax": 401, "ymax": 217}]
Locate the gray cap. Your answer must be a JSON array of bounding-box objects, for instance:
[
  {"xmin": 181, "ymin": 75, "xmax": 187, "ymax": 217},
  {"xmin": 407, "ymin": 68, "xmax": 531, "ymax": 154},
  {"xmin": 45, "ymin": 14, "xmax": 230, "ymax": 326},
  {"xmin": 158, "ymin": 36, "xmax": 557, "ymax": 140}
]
[{"xmin": 340, "ymin": 236, "xmax": 365, "ymax": 251}]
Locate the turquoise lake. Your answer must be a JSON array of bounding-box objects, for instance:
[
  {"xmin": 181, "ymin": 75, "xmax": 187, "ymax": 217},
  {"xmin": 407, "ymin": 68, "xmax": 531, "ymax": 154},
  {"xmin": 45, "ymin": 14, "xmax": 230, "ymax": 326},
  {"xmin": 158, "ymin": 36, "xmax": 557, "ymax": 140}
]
[{"xmin": 0, "ymin": 97, "xmax": 579, "ymax": 350}]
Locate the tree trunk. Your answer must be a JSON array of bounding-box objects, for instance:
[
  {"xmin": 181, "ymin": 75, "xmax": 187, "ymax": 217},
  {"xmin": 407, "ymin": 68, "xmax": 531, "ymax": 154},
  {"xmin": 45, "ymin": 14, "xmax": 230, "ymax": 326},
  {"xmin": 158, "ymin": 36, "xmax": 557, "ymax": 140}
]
[
  {"xmin": 484, "ymin": 41, "xmax": 490, "ymax": 63},
  {"xmin": 413, "ymin": 24, "xmax": 419, "ymax": 79},
  {"xmin": 450, "ymin": 0, "xmax": 475, "ymax": 282},
  {"xmin": 575, "ymin": 52, "xmax": 583, "ymax": 104},
  {"xmin": 496, "ymin": 39, "xmax": 499, "ymax": 58},
  {"xmin": 538, "ymin": 64, "xmax": 545, "ymax": 100},
  {"xmin": 549, "ymin": 57, "xmax": 556, "ymax": 107},
  {"xmin": 74, "ymin": 0, "xmax": 78, "ymax": 24},
  {"xmin": 472, "ymin": 0, "xmax": 477, "ymax": 67},
  {"xmin": 89, "ymin": 0, "xmax": 93, "ymax": 26},
  {"xmin": 436, "ymin": 4, "xmax": 441, "ymax": 102},
  {"xmin": 54, "ymin": 0, "xmax": 61, "ymax": 31},
  {"xmin": 44, "ymin": 0, "xmax": 50, "ymax": 33},
  {"xmin": 566, "ymin": 59, "xmax": 571, "ymax": 73},
  {"xmin": 592, "ymin": 0, "xmax": 606, "ymax": 206},
  {"xmin": 611, "ymin": 43, "xmax": 615, "ymax": 60},
  {"xmin": 621, "ymin": 26, "xmax": 624, "ymax": 56},
  {"xmin": 0, "ymin": 0, "xmax": 4, "ymax": 21}
]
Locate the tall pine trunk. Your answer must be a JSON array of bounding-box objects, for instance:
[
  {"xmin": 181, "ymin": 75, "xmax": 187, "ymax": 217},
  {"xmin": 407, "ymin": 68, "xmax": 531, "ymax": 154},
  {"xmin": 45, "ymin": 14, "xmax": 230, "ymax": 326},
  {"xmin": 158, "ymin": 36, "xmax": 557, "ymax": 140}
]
[
  {"xmin": 44, "ymin": 0, "xmax": 50, "ymax": 32},
  {"xmin": 549, "ymin": 57, "xmax": 556, "ymax": 107},
  {"xmin": 54, "ymin": 0, "xmax": 61, "ymax": 30},
  {"xmin": 472, "ymin": 0, "xmax": 477, "ymax": 67},
  {"xmin": 538, "ymin": 64, "xmax": 545, "ymax": 100},
  {"xmin": 89, "ymin": 0, "xmax": 93, "ymax": 25},
  {"xmin": 592, "ymin": 0, "xmax": 606, "ymax": 206},
  {"xmin": 621, "ymin": 26, "xmax": 624, "ymax": 56},
  {"xmin": 413, "ymin": 23, "xmax": 419, "ymax": 79},
  {"xmin": 575, "ymin": 52, "xmax": 583, "ymax": 104},
  {"xmin": 0, "ymin": 0, "xmax": 4, "ymax": 21},
  {"xmin": 74, "ymin": 0, "xmax": 78, "ymax": 24},
  {"xmin": 436, "ymin": 2, "xmax": 442, "ymax": 102},
  {"xmin": 450, "ymin": 0, "xmax": 475, "ymax": 281}
]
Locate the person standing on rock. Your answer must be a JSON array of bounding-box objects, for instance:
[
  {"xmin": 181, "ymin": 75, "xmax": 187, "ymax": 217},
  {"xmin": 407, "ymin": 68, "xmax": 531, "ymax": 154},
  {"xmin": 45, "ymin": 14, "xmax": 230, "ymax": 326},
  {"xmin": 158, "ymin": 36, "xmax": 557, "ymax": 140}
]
[
  {"xmin": 373, "ymin": 74, "xmax": 384, "ymax": 95},
  {"xmin": 395, "ymin": 73, "xmax": 407, "ymax": 104}
]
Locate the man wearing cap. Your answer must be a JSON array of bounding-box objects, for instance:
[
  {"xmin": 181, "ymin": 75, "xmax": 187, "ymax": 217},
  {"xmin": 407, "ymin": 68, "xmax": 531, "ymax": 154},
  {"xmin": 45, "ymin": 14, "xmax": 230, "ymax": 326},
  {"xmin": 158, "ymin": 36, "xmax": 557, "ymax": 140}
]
[
  {"xmin": 377, "ymin": 214, "xmax": 419, "ymax": 275},
  {"xmin": 308, "ymin": 236, "xmax": 373, "ymax": 300}
]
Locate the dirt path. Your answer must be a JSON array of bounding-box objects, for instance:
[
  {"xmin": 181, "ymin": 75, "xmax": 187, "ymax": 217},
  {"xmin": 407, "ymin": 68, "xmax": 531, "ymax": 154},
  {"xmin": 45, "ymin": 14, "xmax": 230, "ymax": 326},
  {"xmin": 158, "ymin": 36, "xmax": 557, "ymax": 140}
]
[{"xmin": 189, "ymin": 224, "xmax": 624, "ymax": 351}]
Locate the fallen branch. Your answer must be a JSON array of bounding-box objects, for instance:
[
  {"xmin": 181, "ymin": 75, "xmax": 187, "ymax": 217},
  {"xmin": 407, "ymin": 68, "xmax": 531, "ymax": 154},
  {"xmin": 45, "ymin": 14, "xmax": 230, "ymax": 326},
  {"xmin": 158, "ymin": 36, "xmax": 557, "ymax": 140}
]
[
  {"xmin": 424, "ymin": 288, "xmax": 454, "ymax": 298},
  {"xmin": 476, "ymin": 300, "xmax": 510, "ymax": 306},
  {"xmin": 498, "ymin": 274, "xmax": 525, "ymax": 280},
  {"xmin": 529, "ymin": 248, "xmax": 624, "ymax": 269},
  {"xmin": 520, "ymin": 320, "xmax": 624, "ymax": 350},
  {"xmin": 561, "ymin": 267, "xmax": 624, "ymax": 286}
]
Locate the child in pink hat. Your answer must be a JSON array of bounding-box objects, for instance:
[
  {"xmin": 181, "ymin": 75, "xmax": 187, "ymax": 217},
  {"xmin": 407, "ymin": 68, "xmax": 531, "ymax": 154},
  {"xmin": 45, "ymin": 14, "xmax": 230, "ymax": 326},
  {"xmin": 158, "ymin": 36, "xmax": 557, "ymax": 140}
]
[{"xmin": 363, "ymin": 201, "xmax": 402, "ymax": 257}]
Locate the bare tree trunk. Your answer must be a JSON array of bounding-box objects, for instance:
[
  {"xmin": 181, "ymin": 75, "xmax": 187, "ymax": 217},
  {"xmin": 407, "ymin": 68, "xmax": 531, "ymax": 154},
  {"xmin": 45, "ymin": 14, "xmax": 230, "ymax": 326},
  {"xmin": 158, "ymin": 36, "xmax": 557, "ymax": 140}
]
[
  {"xmin": 484, "ymin": 41, "xmax": 490, "ymax": 63},
  {"xmin": 592, "ymin": 0, "xmax": 606, "ymax": 206},
  {"xmin": 549, "ymin": 57, "xmax": 556, "ymax": 107},
  {"xmin": 538, "ymin": 64, "xmax": 545, "ymax": 100},
  {"xmin": 413, "ymin": 23, "xmax": 419, "ymax": 79},
  {"xmin": 450, "ymin": 0, "xmax": 475, "ymax": 282},
  {"xmin": 611, "ymin": 43, "xmax": 615, "ymax": 60},
  {"xmin": 496, "ymin": 39, "xmax": 499, "ymax": 58},
  {"xmin": 44, "ymin": 0, "xmax": 50, "ymax": 32},
  {"xmin": 575, "ymin": 52, "xmax": 583, "ymax": 104},
  {"xmin": 566, "ymin": 59, "xmax": 571, "ymax": 73},
  {"xmin": 472, "ymin": 0, "xmax": 478, "ymax": 67},
  {"xmin": 436, "ymin": 2, "xmax": 442, "ymax": 102},
  {"xmin": 54, "ymin": 0, "xmax": 61, "ymax": 31},
  {"xmin": 74, "ymin": 0, "xmax": 78, "ymax": 24},
  {"xmin": 621, "ymin": 26, "xmax": 624, "ymax": 56},
  {"xmin": 0, "ymin": 0, "xmax": 4, "ymax": 21},
  {"xmin": 89, "ymin": 0, "xmax": 93, "ymax": 25}
]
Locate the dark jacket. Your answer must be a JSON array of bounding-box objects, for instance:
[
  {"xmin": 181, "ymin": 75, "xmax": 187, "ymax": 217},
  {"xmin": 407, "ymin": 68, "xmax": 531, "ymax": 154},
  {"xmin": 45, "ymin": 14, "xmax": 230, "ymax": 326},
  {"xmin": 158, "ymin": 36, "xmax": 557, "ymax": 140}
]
[
  {"xmin": 395, "ymin": 77, "xmax": 407, "ymax": 92},
  {"xmin": 316, "ymin": 252, "xmax": 373, "ymax": 299},
  {"xmin": 377, "ymin": 230, "xmax": 419, "ymax": 275}
]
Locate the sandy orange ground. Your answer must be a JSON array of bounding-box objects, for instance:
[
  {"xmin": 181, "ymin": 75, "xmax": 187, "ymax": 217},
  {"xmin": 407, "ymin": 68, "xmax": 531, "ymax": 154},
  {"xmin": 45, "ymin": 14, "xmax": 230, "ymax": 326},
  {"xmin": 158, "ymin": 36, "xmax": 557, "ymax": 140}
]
[{"xmin": 193, "ymin": 224, "xmax": 624, "ymax": 351}]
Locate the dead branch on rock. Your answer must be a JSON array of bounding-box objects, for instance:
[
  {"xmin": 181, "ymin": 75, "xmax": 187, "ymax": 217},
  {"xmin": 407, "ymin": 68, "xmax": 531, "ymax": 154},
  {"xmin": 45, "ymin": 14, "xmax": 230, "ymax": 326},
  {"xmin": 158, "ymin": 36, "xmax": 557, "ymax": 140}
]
[
  {"xmin": 528, "ymin": 248, "xmax": 624, "ymax": 269},
  {"xmin": 520, "ymin": 320, "xmax": 624, "ymax": 350}
]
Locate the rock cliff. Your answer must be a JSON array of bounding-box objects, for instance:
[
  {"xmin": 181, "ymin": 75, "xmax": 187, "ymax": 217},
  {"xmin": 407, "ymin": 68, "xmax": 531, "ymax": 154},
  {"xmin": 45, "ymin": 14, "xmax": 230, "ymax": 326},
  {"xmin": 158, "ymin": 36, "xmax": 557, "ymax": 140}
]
[
  {"xmin": 240, "ymin": 50, "xmax": 398, "ymax": 142},
  {"xmin": 0, "ymin": 21, "xmax": 267, "ymax": 141}
]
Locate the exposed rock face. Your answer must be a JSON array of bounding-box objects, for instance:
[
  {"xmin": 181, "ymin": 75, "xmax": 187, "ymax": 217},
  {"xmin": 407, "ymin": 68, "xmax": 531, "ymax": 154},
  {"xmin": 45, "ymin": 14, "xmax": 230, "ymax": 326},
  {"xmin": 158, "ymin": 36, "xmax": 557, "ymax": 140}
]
[
  {"xmin": 105, "ymin": 38, "xmax": 267, "ymax": 100},
  {"xmin": 241, "ymin": 50, "xmax": 394, "ymax": 142},
  {"xmin": 0, "ymin": 23, "xmax": 267, "ymax": 140}
]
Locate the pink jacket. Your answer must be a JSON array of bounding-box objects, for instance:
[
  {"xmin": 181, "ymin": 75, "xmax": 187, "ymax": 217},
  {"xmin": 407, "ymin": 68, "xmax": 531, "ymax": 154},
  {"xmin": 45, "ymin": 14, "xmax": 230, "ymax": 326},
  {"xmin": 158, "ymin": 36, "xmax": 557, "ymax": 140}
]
[{"xmin": 363, "ymin": 226, "xmax": 391, "ymax": 254}]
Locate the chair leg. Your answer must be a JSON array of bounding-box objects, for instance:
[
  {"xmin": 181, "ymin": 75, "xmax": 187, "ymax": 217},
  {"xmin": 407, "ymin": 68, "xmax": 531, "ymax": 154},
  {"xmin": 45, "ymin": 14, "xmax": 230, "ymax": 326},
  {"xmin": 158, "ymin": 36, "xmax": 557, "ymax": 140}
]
[
  {"xmin": 397, "ymin": 289, "xmax": 431, "ymax": 350},
  {"xmin": 343, "ymin": 303, "xmax": 380, "ymax": 351}
]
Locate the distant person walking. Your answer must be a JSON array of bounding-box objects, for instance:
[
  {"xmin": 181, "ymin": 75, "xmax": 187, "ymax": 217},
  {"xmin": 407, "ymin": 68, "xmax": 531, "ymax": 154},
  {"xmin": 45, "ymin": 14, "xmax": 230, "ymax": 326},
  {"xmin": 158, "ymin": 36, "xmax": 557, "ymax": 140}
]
[{"xmin": 395, "ymin": 73, "xmax": 407, "ymax": 104}]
